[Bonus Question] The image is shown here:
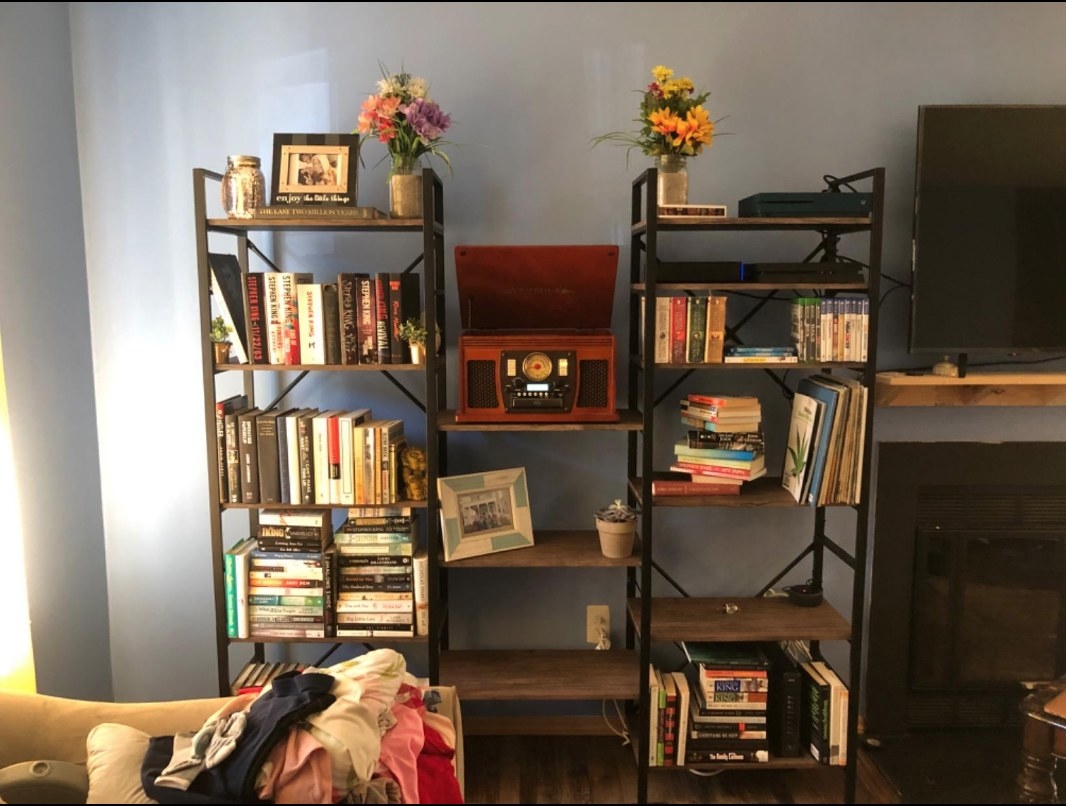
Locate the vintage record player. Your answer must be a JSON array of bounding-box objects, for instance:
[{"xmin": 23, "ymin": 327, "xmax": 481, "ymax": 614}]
[{"xmin": 455, "ymin": 244, "xmax": 620, "ymax": 423}]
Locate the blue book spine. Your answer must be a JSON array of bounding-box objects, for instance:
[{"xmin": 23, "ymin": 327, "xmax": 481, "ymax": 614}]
[{"xmin": 797, "ymin": 377, "xmax": 841, "ymax": 507}]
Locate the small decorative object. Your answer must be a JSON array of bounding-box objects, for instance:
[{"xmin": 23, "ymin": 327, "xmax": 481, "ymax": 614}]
[
  {"xmin": 355, "ymin": 63, "xmax": 453, "ymax": 219},
  {"xmin": 591, "ymin": 64, "xmax": 722, "ymax": 206},
  {"xmin": 221, "ymin": 155, "xmax": 265, "ymax": 219},
  {"xmin": 209, "ymin": 315, "xmax": 233, "ymax": 364},
  {"xmin": 400, "ymin": 445, "xmax": 427, "ymax": 501},
  {"xmin": 782, "ymin": 579, "xmax": 824, "ymax": 607},
  {"xmin": 438, "ymin": 467, "xmax": 533, "ymax": 561},
  {"xmin": 269, "ymin": 134, "xmax": 360, "ymax": 207},
  {"xmin": 399, "ymin": 318, "xmax": 428, "ymax": 364},
  {"xmin": 594, "ymin": 499, "xmax": 638, "ymax": 559}
]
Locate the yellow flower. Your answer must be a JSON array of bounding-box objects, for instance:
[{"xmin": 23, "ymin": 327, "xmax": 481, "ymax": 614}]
[
  {"xmin": 671, "ymin": 106, "xmax": 715, "ymax": 155},
  {"xmin": 676, "ymin": 77, "xmax": 695, "ymax": 94},
  {"xmin": 651, "ymin": 65, "xmax": 673, "ymax": 84}
]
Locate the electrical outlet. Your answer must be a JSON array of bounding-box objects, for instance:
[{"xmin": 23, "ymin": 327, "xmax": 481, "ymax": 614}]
[{"xmin": 586, "ymin": 605, "xmax": 610, "ymax": 644}]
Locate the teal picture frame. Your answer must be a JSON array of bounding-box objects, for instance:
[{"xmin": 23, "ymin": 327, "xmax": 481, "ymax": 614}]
[{"xmin": 438, "ymin": 467, "xmax": 533, "ymax": 562}]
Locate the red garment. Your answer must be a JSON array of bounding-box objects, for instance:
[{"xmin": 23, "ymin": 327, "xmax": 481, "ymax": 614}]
[{"xmin": 416, "ymin": 720, "xmax": 462, "ymax": 804}]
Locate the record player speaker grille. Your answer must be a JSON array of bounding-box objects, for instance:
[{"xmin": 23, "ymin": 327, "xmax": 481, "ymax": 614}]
[
  {"xmin": 467, "ymin": 360, "xmax": 499, "ymax": 409},
  {"xmin": 577, "ymin": 360, "xmax": 610, "ymax": 409}
]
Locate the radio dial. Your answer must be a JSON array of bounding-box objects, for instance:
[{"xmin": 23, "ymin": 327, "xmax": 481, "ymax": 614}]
[{"xmin": 522, "ymin": 352, "xmax": 553, "ymax": 382}]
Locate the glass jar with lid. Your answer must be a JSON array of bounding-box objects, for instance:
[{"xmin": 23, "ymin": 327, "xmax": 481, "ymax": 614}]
[{"xmin": 221, "ymin": 155, "xmax": 265, "ymax": 219}]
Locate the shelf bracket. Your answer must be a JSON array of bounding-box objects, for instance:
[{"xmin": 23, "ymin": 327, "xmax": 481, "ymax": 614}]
[
  {"xmin": 380, "ymin": 371, "xmax": 426, "ymax": 413},
  {"xmin": 264, "ymin": 371, "xmax": 310, "ymax": 412},
  {"xmin": 755, "ymin": 542, "xmax": 815, "ymax": 597}
]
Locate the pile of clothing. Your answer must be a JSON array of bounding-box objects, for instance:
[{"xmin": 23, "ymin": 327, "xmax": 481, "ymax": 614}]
[{"xmin": 139, "ymin": 649, "xmax": 462, "ymax": 804}]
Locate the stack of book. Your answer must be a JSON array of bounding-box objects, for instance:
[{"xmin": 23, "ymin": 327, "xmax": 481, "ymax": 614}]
[
  {"xmin": 656, "ymin": 395, "xmax": 765, "ymax": 496},
  {"xmin": 786, "ymin": 642, "xmax": 849, "ymax": 766},
  {"xmin": 722, "ymin": 345, "xmax": 799, "ymax": 364},
  {"xmin": 789, "ymin": 295, "xmax": 870, "ymax": 363},
  {"xmin": 640, "ymin": 294, "xmax": 728, "ymax": 364},
  {"xmin": 225, "ymin": 508, "xmax": 333, "ymax": 640},
  {"xmin": 332, "ymin": 508, "xmax": 427, "ymax": 638},
  {"xmin": 681, "ymin": 641, "xmax": 772, "ymax": 764}
]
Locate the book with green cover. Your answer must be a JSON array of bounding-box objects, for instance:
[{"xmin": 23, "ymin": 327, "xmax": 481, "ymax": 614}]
[{"xmin": 682, "ymin": 641, "xmax": 772, "ymax": 670}]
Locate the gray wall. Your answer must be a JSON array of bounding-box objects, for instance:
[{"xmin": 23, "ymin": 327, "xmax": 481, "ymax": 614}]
[
  {"xmin": 12, "ymin": 3, "xmax": 1064, "ymax": 701},
  {"xmin": 0, "ymin": 3, "xmax": 111, "ymax": 699}
]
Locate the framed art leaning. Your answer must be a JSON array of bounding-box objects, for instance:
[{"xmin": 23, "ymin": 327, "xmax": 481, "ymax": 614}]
[{"xmin": 438, "ymin": 467, "xmax": 534, "ymax": 562}]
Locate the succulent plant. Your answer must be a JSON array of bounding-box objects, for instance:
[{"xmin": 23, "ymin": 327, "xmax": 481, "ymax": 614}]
[{"xmin": 595, "ymin": 499, "xmax": 638, "ymax": 523}]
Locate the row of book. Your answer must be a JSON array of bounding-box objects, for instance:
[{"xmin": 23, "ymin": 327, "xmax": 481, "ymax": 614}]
[
  {"xmin": 209, "ymin": 252, "xmax": 422, "ymax": 366},
  {"xmin": 789, "ymin": 295, "xmax": 869, "ymax": 363},
  {"xmin": 214, "ymin": 395, "xmax": 408, "ymax": 506},
  {"xmin": 781, "ymin": 374, "xmax": 868, "ymax": 506},
  {"xmin": 223, "ymin": 510, "xmax": 429, "ymax": 640},
  {"xmin": 640, "ymin": 295, "xmax": 728, "ymax": 364},
  {"xmin": 649, "ymin": 640, "xmax": 849, "ymax": 767}
]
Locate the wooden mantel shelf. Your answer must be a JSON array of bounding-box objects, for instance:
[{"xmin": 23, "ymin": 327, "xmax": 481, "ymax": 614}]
[{"xmin": 876, "ymin": 371, "xmax": 1066, "ymax": 407}]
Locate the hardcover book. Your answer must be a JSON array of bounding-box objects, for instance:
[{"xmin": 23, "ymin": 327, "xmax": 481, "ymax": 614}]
[
  {"xmin": 208, "ymin": 253, "xmax": 250, "ymax": 364},
  {"xmin": 781, "ymin": 391, "xmax": 820, "ymax": 504}
]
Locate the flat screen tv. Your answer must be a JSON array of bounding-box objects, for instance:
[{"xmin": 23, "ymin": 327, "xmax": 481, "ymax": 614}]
[{"xmin": 910, "ymin": 105, "xmax": 1066, "ymax": 356}]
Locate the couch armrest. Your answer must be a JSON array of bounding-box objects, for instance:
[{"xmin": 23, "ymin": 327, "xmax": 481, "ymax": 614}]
[{"xmin": 0, "ymin": 691, "xmax": 230, "ymax": 769}]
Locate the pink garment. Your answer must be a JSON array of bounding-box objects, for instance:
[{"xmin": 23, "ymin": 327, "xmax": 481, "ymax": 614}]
[
  {"xmin": 377, "ymin": 688, "xmax": 427, "ymax": 804},
  {"xmin": 256, "ymin": 726, "xmax": 333, "ymax": 804}
]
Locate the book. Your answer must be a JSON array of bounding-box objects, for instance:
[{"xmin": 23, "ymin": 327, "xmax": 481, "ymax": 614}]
[
  {"xmin": 798, "ymin": 660, "xmax": 832, "ymax": 764},
  {"xmin": 797, "ymin": 376, "xmax": 844, "ymax": 507},
  {"xmin": 683, "ymin": 641, "xmax": 772, "ymax": 670},
  {"xmin": 296, "ymin": 282, "xmax": 325, "ymax": 365},
  {"xmin": 255, "ymin": 205, "xmax": 387, "ymax": 218},
  {"xmin": 648, "ymin": 664, "xmax": 661, "ymax": 766},
  {"xmin": 671, "ymin": 458, "xmax": 765, "ymax": 479},
  {"xmin": 686, "ymin": 430, "xmax": 765, "ymax": 452},
  {"xmin": 238, "ymin": 408, "xmax": 262, "ymax": 504},
  {"xmin": 685, "ymin": 296, "xmax": 708, "ymax": 364},
  {"xmin": 650, "ymin": 475, "xmax": 742, "ymax": 497},
  {"xmin": 653, "ymin": 296, "xmax": 671, "ymax": 364},
  {"xmin": 812, "ymin": 659, "xmax": 848, "ymax": 766},
  {"xmin": 255, "ymin": 409, "xmax": 289, "ymax": 504},
  {"xmin": 413, "ymin": 546, "xmax": 429, "ymax": 637},
  {"xmin": 244, "ymin": 272, "xmax": 267, "ymax": 364},
  {"xmin": 356, "ymin": 275, "xmax": 377, "ymax": 363},
  {"xmin": 295, "ymin": 408, "xmax": 319, "ymax": 504},
  {"xmin": 263, "ymin": 272, "xmax": 286, "ymax": 365},
  {"xmin": 279, "ymin": 272, "xmax": 313, "ymax": 364},
  {"xmin": 207, "ymin": 253, "xmax": 249, "ymax": 364},
  {"xmin": 781, "ymin": 391, "xmax": 820, "ymax": 504},
  {"xmin": 661, "ymin": 667, "xmax": 679, "ymax": 765},
  {"xmin": 686, "ymin": 394, "xmax": 761, "ymax": 410},
  {"xmin": 388, "ymin": 272, "xmax": 421, "ymax": 364},
  {"xmin": 765, "ymin": 642, "xmax": 803, "ymax": 758},
  {"xmin": 704, "ymin": 295, "xmax": 727, "ymax": 363},
  {"xmin": 214, "ymin": 394, "xmax": 247, "ymax": 504},
  {"xmin": 680, "ymin": 416, "xmax": 763, "ymax": 434},
  {"xmin": 225, "ymin": 405, "xmax": 252, "ymax": 503},
  {"xmin": 669, "ymin": 296, "xmax": 688, "ymax": 364},
  {"xmin": 723, "ymin": 354, "xmax": 799, "ymax": 364},
  {"xmin": 231, "ymin": 536, "xmax": 255, "ymax": 639},
  {"xmin": 670, "ymin": 670, "xmax": 691, "ymax": 767},
  {"xmin": 683, "ymin": 748, "xmax": 769, "ymax": 764},
  {"xmin": 337, "ymin": 272, "xmax": 365, "ymax": 364},
  {"xmin": 674, "ymin": 440, "xmax": 758, "ymax": 463},
  {"xmin": 321, "ymin": 282, "xmax": 341, "ymax": 365},
  {"xmin": 373, "ymin": 274, "xmax": 391, "ymax": 364}
]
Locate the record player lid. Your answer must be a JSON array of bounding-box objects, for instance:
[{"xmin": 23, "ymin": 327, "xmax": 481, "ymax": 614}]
[{"xmin": 455, "ymin": 244, "xmax": 619, "ymax": 330}]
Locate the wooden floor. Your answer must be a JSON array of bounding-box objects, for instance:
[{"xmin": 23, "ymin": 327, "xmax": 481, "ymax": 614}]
[{"xmin": 463, "ymin": 735, "xmax": 902, "ymax": 804}]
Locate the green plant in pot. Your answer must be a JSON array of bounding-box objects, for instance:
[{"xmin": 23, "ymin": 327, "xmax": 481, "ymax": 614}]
[
  {"xmin": 209, "ymin": 315, "xmax": 233, "ymax": 364},
  {"xmin": 399, "ymin": 318, "xmax": 428, "ymax": 364},
  {"xmin": 594, "ymin": 499, "xmax": 638, "ymax": 559}
]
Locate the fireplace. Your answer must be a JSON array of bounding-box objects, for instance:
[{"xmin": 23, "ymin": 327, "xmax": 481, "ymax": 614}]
[{"xmin": 865, "ymin": 442, "xmax": 1066, "ymax": 737}]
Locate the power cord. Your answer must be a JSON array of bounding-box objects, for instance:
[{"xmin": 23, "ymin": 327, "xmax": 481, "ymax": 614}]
[
  {"xmin": 595, "ymin": 624, "xmax": 611, "ymax": 651},
  {"xmin": 601, "ymin": 698, "xmax": 631, "ymax": 746}
]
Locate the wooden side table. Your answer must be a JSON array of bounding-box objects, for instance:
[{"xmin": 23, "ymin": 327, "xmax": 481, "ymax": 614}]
[{"xmin": 1018, "ymin": 682, "xmax": 1066, "ymax": 803}]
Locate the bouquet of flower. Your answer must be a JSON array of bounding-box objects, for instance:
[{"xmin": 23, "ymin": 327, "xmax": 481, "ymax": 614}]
[
  {"xmin": 592, "ymin": 65, "xmax": 716, "ymax": 158},
  {"xmin": 356, "ymin": 64, "xmax": 453, "ymax": 174}
]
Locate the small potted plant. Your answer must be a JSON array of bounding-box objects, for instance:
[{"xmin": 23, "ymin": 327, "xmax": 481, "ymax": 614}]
[
  {"xmin": 399, "ymin": 318, "xmax": 429, "ymax": 364},
  {"xmin": 209, "ymin": 315, "xmax": 233, "ymax": 364},
  {"xmin": 594, "ymin": 499, "xmax": 639, "ymax": 559}
]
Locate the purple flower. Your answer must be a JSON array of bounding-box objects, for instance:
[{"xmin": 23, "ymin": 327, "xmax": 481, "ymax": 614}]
[{"xmin": 400, "ymin": 98, "xmax": 451, "ymax": 144}]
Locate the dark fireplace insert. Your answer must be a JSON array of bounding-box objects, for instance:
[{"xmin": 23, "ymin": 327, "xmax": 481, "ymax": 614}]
[{"xmin": 865, "ymin": 442, "xmax": 1066, "ymax": 737}]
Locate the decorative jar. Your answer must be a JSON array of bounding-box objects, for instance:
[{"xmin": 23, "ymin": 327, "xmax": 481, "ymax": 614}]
[
  {"xmin": 655, "ymin": 154, "xmax": 689, "ymax": 207},
  {"xmin": 389, "ymin": 156, "xmax": 423, "ymax": 219},
  {"xmin": 221, "ymin": 155, "xmax": 265, "ymax": 219}
]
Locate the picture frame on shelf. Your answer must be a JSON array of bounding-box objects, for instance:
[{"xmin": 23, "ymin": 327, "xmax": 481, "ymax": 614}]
[
  {"xmin": 269, "ymin": 133, "xmax": 359, "ymax": 207},
  {"xmin": 438, "ymin": 467, "xmax": 534, "ymax": 561}
]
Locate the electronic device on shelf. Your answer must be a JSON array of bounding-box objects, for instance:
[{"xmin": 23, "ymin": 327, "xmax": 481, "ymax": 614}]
[
  {"xmin": 737, "ymin": 192, "xmax": 872, "ymax": 217},
  {"xmin": 455, "ymin": 244, "xmax": 619, "ymax": 423}
]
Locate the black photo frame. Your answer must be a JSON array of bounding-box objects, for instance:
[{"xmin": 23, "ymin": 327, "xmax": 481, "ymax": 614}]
[{"xmin": 270, "ymin": 133, "xmax": 359, "ymax": 207}]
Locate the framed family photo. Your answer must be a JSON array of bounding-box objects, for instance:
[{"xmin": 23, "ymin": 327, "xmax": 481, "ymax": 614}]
[
  {"xmin": 270, "ymin": 133, "xmax": 359, "ymax": 206},
  {"xmin": 438, "ymin": 467, "xmax": 534, "ymax": 562}
]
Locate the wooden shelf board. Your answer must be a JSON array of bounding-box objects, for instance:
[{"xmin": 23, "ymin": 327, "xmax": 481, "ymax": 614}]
[
  {"xmin": 223, "ymin": 499, "xmax": 428, "ymax": 511},
  {"xmin": 665, "ymin": 755, "xmax": 825, "ymax": 771},
  {"xmin": 876, "ymin": 371, "xmax": 1066, "ymax": 407},
  {"xmin": 633, "ymin": 216, "xmax": 871, "ymax": 234},
  {"xmin": 216, "ymin": 362, "xmax": 425, "ymax": 372},
  {"xmin": 439, "ymin": 649, "xmax": 639, "ymax": 700},
  {"xmin": 632, "ymin": 281, "xmax": 869, "ymax": 292},
  {"xmin": 441, "ymin": 529, "xmax": 641, "ymax": 568},
  {"xmin": 630, "ymin": 475, "xmax": 839, "ymax": 508},
  {"xmin": 635, "ymin": 359, "xmax": 866, "ymax": 371},
  {"xmin": 207, "ymin": 217, "xmax": 432, "ymax": 233},
  {"xmin": 438, "ymin": 409, "xmax": 643, "ymax": 431},
  {"xmin": 627, "ymin": 596, "xmax": 851, "ymax": 643}
]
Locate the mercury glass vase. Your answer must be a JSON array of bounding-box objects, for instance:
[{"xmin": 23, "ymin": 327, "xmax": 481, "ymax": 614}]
[
  {"xmin": 389, "ymin": 156, "xmax": 423, "ymax": 219},
  {"xmin": 655, "ymin": 154, "xmax": 689, "ymax": 207}
]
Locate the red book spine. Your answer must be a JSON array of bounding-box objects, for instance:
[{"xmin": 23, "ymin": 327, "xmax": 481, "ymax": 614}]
[
  {"xmin": 670, "ymin": 297, "xmax": 687, "ymax": 363},
  {"xmin": 245, "ymin": 273, "xmax": 266, "ymax": 364},
  {"xmin": 651, "ymin": 481, "xmax": 740, "ymax": 496},
  {"xmin": 673, "ymin": 461, "xmax": 752, "ymax": 479},
  {"xmin": 328, "ymin": 415, "xmax": 341, "ymax": 484}
]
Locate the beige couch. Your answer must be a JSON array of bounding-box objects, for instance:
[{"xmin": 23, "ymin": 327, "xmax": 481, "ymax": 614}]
[{"xmin": 0, "ymin": 687, "xmax": 463, "ymax": 803}]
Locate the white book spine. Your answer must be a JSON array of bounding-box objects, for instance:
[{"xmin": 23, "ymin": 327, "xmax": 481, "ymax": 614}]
[
  {"xmin": 413, "ymin": 550, "xmax": 429, "ymax": 636},
  {"xmin": 297, "ymin": 283, "xmax": 325, "ymax": 365}
]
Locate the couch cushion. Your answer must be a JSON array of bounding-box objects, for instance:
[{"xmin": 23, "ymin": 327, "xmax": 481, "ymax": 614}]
[{"xmin": 85, "ymin": 723, "xmax": 157, "ymax": 805}]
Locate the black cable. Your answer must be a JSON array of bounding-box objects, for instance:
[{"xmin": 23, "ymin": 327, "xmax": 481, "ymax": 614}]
[
  {"xmin": 879, "ymin": 353, "xmax": 1066, "ymax": 374},
  {"xmin": 879, "ymin": 284, "xmax": 909, "ymax": 308},
  {"xmin": 822, "ymin": 174, "xmax": 860, "ymax": 194}
]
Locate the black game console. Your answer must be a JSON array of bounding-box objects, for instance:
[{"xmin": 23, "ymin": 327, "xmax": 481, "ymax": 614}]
[{"xmin": 738, "ymin": 192, "xmax": 873, "ymax": 217}]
